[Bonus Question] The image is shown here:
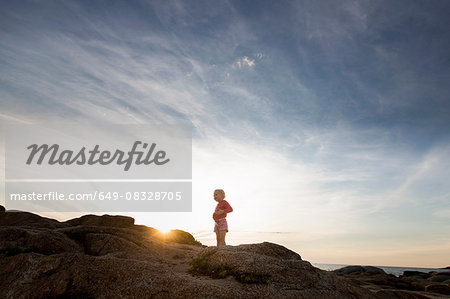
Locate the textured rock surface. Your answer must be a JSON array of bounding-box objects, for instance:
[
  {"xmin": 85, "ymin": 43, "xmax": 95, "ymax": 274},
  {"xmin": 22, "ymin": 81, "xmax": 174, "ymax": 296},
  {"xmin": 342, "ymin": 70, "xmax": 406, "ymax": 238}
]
[
  {"xmin": 1, "ymin": 211, "xmax": 442, "ymax": 298},
  {"xmin": 333, "ymin": 266, "xmax": 387, "ymax": 275},
  {"xmin": 190, "ymin": 243, "xmax": 376, "ymax": 298},
  {"xmin": 0, "ymin": 227, "xmax": 82, "ymax": 255},
  {"xmin": 0, "ymin": 211, "xmax": 66, "ymax": 229},
  {"xmin": 65, "ymin": 214, "xmax": 135, "ymax": 228},
  {"xmin": 374, "ymin": 289, "xmax": 435, "ymax": 299},
  {"xmin": 428, "ymin": 271, "xmax": 450, "ymax": 283},
  {"xmin": 334, "ymin": 265, "xmax": 450, "ymax": 299},
  {"xmin": 425, "ymin": 284, "xmax": 450, "ymax": 295}
]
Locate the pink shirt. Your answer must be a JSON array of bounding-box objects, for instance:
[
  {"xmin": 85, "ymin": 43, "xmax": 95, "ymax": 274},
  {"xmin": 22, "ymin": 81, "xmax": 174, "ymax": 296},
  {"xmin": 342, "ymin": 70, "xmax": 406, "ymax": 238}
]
[{"xmin": 213, "ymin": 200, "xmax": 233, "ymax": 221}]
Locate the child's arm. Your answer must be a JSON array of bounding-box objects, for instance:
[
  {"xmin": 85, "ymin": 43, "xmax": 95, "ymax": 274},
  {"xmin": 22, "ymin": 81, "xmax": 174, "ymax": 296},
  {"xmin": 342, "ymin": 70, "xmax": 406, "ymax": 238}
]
[
  {"xmin": 215, "ymin": 202, "xmax": 233, "ymax": 215},
  {"xmin": 221, "ymin": 201, "xmax": 233, "ymax": 214}
]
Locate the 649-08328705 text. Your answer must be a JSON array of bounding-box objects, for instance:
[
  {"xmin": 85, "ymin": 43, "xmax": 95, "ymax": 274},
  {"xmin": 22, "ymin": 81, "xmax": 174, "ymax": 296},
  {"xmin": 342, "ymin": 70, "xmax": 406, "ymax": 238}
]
[{"xmin": 9, "ymin": 191, "xmax": 183, "ymax": 201}]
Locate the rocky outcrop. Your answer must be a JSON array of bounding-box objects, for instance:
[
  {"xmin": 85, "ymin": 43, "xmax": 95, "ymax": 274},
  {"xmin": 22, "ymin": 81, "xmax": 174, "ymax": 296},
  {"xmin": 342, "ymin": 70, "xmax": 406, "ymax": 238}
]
[
  {"xmin": 428, "ymin": 271, "xmax": 450, "ymax": 283},
  {"xmin": 334, "ymin": 265, "xmax": 450, "ymax": 298},
  {"xmin": 373, "ymin": 289, "xmax": 433, "ymax": 299},
  {"xmin": 189, "ymin": 243, "xmax": 376, "ymax": 298},
  {"xmin": 0, "ymin": 211, "xmax": 66, "ymax": 229},
  {"xmin": 1, "ymin": 210, "xmax": 448, "ymax": 298},
  {"xmin": 65, "ymin": 214, "xmax": 135, "ymax": 228},
  {"xmin": 333, "ymin": 266, "xmax": 387, "ymax": 275},
  {"xmin": 0, "ymin": 227, "xmax": 82, "ymax": 255},
  {"xmin": 0, "ymin": 211, "xmax": 385, "ymax": 298},
  {"xmin": 6, "ymin": 211, "xmax": 450, "ymax": 298},
  {"xmin": 425, "ymin": 284, "xmax": 450, "ymax": 295},
  {"xmin": 403, "ymin": 271, "xmax": 432, "ymax": 280}
]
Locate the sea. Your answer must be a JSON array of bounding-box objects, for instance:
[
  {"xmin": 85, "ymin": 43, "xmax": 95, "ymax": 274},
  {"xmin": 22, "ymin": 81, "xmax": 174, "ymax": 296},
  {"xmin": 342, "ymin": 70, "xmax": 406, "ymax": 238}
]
[{"xmin": 313, "ymin": 263, "xmax": 449, "ymax": 277}]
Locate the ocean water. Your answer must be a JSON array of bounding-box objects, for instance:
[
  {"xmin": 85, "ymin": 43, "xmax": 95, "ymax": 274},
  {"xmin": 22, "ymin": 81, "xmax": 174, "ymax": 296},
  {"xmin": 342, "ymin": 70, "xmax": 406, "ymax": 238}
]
[{"xmin": 313, "ymin": 263, "xmax": 449, "ymax": 277}]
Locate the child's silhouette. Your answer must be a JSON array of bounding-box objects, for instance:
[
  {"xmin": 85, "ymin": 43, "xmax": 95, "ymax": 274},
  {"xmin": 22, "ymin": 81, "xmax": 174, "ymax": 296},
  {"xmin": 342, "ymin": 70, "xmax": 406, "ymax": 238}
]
[{"xmin": 212, "ymin": 189, "xmax": 233, "ymax": 246}]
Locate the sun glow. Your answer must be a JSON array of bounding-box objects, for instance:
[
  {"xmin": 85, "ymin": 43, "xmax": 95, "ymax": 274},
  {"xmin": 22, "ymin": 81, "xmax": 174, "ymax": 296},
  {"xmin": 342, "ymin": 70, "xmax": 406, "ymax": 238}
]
[{"xmin": 158, "ymin": 228, "xmax": 173, "ymax": 234}]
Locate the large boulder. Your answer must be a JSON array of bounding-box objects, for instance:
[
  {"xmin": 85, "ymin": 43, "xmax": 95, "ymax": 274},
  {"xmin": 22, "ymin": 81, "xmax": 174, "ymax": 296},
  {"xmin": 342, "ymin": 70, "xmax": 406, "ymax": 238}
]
[
  {"xmin": 0, "ymin": 227, "xmax": 82, "ymax": 255},
  {"xmin": 401, "ymin": 271, "xmax": 431, "ymax": 280},
  {"xmin": 333, "ymin": 265, "xmax": 386, "ymax": 275},
  {"xmin": 334, "ymin": 265, "xmax": 424, "ymax": 292},
  {"xmin": 161, "ymin": 229, "xmax": 203, "ymax": 246},
  {"xmin": 425, "ymin": 283, "xmax": 450, "ymax": 295},
  {"xmin": 0, "ymin": 252, "xmax": 185, "ymax": 298},
  {"xmin": 0, "ymin": 211, "xmax": 66, "ymax": 229},
  {"xmin": 189, "ymin": 242, "xmax": 376, "ymax": 298},
  {"xmin": 65, "ymin": 214, "xmax": 134, "ymax": 228},
  {"xmin": 83, "ymin": 233, "xmax": 150, "ymax": 256},
  {"xmin": 429, "ymin": 271, "xmax": 450, "ymax": 283}
]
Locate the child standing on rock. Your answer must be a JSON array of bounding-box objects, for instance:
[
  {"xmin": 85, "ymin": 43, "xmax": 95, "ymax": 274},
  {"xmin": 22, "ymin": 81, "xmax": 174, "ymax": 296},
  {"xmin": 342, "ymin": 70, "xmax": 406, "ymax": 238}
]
[{"xmin": 212, "ymin": 189, "xmax": 233, "ymax": 246}]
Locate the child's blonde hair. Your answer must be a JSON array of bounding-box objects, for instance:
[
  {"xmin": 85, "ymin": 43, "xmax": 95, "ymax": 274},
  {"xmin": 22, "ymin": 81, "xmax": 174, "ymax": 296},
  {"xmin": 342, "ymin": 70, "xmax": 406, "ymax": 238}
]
[{"xmin": 215, "ymin": 189, "xmax": 225, "ymax": 197}]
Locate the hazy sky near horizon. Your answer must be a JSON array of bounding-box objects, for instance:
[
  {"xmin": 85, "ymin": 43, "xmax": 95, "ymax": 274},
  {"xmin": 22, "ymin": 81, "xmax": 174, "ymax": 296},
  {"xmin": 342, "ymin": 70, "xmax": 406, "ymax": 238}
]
[{"xmin": 1, "ymin": 0, "xmax": 450, "ymax": 267}]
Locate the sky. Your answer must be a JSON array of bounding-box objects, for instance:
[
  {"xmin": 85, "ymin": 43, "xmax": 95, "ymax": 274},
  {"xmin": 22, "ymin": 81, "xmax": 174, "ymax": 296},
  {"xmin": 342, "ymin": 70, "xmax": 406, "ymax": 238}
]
[{"xmin": 1, "ymin": 0, "xmax": 450, "ymax": 268}]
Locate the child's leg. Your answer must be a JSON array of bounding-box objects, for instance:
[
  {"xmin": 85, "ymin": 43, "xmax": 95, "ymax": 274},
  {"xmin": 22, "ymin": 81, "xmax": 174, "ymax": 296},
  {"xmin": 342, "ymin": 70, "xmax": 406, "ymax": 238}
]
[
  {"xmin": 219, "ymin": 231, "xmax": 227, "ymax": 246},
  {"xmin": 215, "ymin": 232, "xmax": 220, "ymax": 246}
]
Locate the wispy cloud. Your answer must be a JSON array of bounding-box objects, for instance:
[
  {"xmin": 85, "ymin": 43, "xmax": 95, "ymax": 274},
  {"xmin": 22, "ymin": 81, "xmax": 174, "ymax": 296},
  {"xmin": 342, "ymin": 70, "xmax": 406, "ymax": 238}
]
[{"xmin": 234, "ymin": 56, "xmax": 255, "ymax": 68}]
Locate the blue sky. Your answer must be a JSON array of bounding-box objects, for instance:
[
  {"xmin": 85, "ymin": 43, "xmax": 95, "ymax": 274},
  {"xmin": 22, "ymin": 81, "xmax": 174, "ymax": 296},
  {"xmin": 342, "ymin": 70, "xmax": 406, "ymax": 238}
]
[{"xmin": 1, "ymin": 0, "xmax": 450, "ymax": 267}]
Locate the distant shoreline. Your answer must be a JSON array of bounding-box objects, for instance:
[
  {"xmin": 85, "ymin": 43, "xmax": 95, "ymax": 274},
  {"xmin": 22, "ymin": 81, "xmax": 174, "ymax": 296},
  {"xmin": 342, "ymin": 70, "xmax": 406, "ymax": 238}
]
[{"xmin": 313, "ymin": 263, "xmax": 450, "ymax": 277}]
